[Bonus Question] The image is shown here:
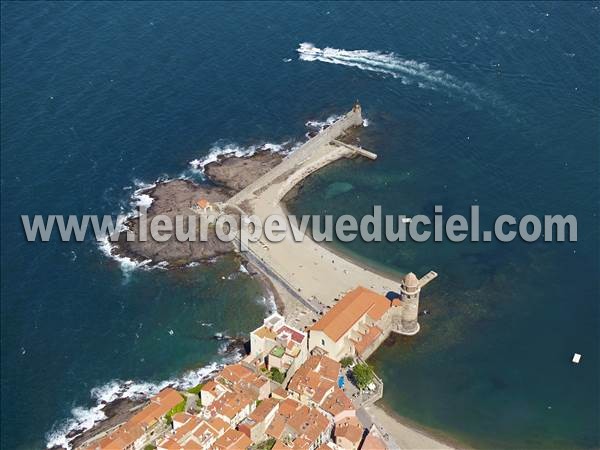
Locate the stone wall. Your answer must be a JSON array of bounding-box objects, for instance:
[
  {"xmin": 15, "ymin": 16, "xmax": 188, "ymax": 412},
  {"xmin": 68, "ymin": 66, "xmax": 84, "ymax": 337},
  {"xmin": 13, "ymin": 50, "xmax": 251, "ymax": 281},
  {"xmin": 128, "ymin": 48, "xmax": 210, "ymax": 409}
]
[{"xmin": 275, "ymin": 146, "xmax": 354, "ymax": 201}]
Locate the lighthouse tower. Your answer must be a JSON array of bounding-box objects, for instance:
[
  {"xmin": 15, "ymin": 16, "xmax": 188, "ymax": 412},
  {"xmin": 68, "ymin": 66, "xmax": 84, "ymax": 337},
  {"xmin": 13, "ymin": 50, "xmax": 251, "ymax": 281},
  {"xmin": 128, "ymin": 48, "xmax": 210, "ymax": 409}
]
[
  {"xmin": 400, "ymin": 272, "xmax": 421, "ymax": 335},
  {"xmin": 350, "ymin": 100, "xmax": 363, "ymax": 126}
]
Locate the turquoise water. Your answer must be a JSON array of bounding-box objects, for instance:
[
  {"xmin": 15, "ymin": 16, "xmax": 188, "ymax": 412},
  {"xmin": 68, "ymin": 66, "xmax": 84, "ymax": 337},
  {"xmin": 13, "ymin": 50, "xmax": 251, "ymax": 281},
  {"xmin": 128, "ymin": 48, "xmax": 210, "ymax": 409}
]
[{"xmin": 1, "ymin": 2, "xmax": 598, "ymax": 449}]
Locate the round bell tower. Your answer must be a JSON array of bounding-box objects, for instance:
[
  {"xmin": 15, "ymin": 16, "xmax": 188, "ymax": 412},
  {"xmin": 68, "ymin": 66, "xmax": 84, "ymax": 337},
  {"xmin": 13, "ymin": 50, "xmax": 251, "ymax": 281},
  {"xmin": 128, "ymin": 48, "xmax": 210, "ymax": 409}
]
[{"xmin": 399, "ymin": 272, "xmax": 421, "ymax": 335}]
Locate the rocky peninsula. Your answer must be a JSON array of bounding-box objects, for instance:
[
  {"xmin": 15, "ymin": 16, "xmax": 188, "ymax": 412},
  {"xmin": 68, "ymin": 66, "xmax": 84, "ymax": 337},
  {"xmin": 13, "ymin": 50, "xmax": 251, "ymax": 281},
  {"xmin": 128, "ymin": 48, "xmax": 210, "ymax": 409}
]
[
  {"xmin": 111, "ymin": 149, "xmax": 285, "ymax": 267},
  {"xmin": 108, "ymin": 115, "xmax": 364, "ymax": 269}
]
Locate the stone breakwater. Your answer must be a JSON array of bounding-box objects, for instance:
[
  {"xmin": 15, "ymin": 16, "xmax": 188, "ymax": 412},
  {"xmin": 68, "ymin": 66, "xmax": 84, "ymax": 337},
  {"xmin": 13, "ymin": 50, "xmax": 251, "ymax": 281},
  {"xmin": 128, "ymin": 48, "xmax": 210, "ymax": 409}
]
[
  {"xmin": 222, "ymin": 105, "xmax": 411, "ymax": 309},
  {"xmin": 111, "ymin": 106, "xmax": 365, "ymax": 268}
]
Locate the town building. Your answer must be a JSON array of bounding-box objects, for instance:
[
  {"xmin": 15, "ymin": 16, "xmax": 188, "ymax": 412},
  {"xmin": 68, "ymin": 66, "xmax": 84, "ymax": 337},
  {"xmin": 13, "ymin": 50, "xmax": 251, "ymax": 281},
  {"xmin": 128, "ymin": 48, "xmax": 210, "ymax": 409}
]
[
  {"xmin": 245, "ymin": 313, "xmax": 308, "ymax": 378},
  {"xmin": 191, "ymin": 198, "xmax": 219, "ymax": 225},
  {"xmin": 83, "ymin": 388, "xmax": 184, "ymax": 450},
  {"xmin": 320, "ymin": 386, "xmax": 355, "ymax": 423},
  {"xmin": 287, "ymin": 354, "xmax": 341, "ymax": 409},
  {"xmin": 308, "ymin": 286, "xmax": 392, "ymax": 361},
  {"xmin": 308, "ymin": 272, "xmax": 437, "ymax": 361},
  {"xmin": 334, "ymin": 416, "xmax": 364, "ymax": 450},
  {"xmin": 199, "ymin": 363, "xmax": 270, "ymax": 427},
  {"xmin": 266, "ymin": 397, "xmax": 332, "ymax": 450},
  {"xmin": 238, "ymin": 397, "xmax": 280, "ymax": 443},
  {"xmin": 210, "ymin": 390, "xmax": 258, "ymax": 426},
  {"xmin": 157, "ymin": 414, "xmax": 231, "ymax": 450},
  {"xmin": 213, "ymin": 428, "xmax": 253, "ymax": 450},
  {"xmin": 360, "ymin": 425, "xmax": 387, "ymax": 450},
  {"xmin": 191, "ymin": 198, "xmax": 214, "ymax": 214},
  {"xmin": 201, "ymin": 363, "xmax": 270, "ymax": 409}
]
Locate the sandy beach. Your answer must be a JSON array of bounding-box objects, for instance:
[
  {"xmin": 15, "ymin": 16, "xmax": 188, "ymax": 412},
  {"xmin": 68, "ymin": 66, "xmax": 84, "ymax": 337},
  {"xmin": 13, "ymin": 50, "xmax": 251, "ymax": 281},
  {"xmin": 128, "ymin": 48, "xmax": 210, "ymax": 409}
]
[
  {"xmin": 256, "ymin": 265, "xmax": 457, "ymax": 450},
  {"xmin": 111, "ymin": 106, "xmax": 458, "ymax": 449},
  {"xmin": 366, "ymin": 403, "xmax": 460, "ymax": 450},
  {"xmin": 226, "ymin": 108, "xmax": 458, "ymax": 449}
]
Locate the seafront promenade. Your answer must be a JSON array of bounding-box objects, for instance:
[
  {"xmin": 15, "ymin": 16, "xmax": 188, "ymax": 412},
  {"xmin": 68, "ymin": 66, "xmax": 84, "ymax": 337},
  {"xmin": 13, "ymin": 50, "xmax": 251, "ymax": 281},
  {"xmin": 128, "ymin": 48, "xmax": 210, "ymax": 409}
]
[
  {"xmin": 223, "ymin": 105, "xmax": 445, "ymax": 449},
  {"xmin": 228, "ymin": 104, "xmax": 405, "ymax": 320}
]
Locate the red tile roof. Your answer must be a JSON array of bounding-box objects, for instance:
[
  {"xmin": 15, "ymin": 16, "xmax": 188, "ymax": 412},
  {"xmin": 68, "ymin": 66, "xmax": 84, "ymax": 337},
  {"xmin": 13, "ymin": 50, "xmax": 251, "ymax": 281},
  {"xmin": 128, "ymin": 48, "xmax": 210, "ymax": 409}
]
[
  {"xmin": 311, "ymin": 287, "xmax": 390, "ymax": 342},
  {"xmin": 288, "ymin": 354, "xmax": 340, "ymax": 404},
  {"xmin": 352, "ymin": 325, "xmax": 382, "ymax": 357}
]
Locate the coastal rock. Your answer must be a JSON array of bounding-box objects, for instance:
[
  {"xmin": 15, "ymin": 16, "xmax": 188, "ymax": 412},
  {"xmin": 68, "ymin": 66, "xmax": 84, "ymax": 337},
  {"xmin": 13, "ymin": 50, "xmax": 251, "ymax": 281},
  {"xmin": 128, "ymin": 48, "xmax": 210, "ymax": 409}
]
[
  {"xmin": 112, "ymin": 150, "xmax": 285, "ymax": 267},
  {"xmin": 204, "ymin": 150, "xmax": 284, "ymax": 192},
  {"xmin": 214, "ymin": 334, "xmax": 248, "ymax": 355},
  {"xmin": 112, "ymin": 179, "xmax": 233, "ymax": 266},
  {"xmin": 61, "ymin": 397, "xmax": 145, "ymax": 450}
]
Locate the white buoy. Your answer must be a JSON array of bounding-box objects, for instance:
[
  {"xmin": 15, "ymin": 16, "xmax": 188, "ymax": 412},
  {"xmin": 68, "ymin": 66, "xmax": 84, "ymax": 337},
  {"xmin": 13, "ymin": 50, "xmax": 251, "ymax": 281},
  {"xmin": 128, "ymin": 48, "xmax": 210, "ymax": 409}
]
[{"xmin": 572, "ymin": 353, "xmax": 582, "ymax": 364}]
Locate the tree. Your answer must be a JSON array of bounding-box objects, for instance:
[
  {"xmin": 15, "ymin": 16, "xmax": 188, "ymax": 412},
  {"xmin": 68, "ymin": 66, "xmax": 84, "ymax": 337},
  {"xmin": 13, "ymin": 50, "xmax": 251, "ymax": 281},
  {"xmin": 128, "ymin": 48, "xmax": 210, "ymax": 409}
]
[
  {"xmin": 340, "ymin": 356, "xmax": 354, "ymax": 368},
  {"xmin": 269, "ymin": 367, "xmax": 285, "ymax": 384},
  {"xmin": 186, "ymin": 383, "xmax": 205, "ymax": 395},
  {"xmin": 352, "ymin": 363, "xmax": 374, "ymax": 390}
]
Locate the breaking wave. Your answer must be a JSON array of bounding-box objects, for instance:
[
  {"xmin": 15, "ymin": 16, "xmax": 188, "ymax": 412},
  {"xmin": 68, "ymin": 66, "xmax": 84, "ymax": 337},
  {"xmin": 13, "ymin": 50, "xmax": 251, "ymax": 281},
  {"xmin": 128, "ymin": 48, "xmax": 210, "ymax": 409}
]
[
  {"xmin": 98, "ymin": 234, "xmax": 152, "ymax": 275},
  {"xmin": 97, "ymin": 180, "xmax": 157, "ymax": 275},
  {"xmin": 304, "ymin": 114, "xmax": 344, "ymax": 138},
  {"xmin": 188, "ymin": 141, "xmax": 298, "ymax": 176},
  {"xmin": 100, "ymin": 109, "xmax": 362, "ymax": 275},
  {"xmin": 297, "ymin": 42, "xmax": 487, "ymax": 101},
  {"xmin": 256, "ymin": 292, "xmax": 277, "ymax": 315},
  {"xmin": 130, "ymin": 179, "xmax": 156, "ymax": 211},
  {"xmin": 305, "ymin": 114, "xmax": 343, "ymax": 130},
  {"xmin": 45, "ymin": 351, "xmax": 242, "ymax": 449}
]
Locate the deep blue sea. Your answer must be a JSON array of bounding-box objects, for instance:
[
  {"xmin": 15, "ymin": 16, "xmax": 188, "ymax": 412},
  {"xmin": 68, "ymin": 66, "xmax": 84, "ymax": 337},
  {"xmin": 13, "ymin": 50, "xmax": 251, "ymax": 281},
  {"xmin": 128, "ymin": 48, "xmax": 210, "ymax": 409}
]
[{"xmin": 1, "ymin": 2, "xmax": 598, "ymax": 449}]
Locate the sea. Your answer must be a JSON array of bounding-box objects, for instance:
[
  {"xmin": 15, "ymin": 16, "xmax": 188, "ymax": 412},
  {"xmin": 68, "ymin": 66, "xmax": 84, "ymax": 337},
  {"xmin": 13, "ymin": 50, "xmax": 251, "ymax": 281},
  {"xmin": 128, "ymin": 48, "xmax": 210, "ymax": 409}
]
[{"xmin": 1, "ymin": 2, "xmax": 598, "ymax": 449}]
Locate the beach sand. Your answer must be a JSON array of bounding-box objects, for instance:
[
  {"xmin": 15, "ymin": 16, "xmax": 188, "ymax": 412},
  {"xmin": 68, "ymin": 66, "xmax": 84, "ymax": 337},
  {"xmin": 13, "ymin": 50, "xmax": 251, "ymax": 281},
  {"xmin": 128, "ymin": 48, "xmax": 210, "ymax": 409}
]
[
  {"xmin": 366, "ymin": 403, "xmax": 460, "ymax": 450},
  {"xmin": 228, "ymin": 110, "xmax": 459, "ymax": 449},
  {"xmin": 253, "ymin": 257, "xmax": 458, "ymax": 450}
]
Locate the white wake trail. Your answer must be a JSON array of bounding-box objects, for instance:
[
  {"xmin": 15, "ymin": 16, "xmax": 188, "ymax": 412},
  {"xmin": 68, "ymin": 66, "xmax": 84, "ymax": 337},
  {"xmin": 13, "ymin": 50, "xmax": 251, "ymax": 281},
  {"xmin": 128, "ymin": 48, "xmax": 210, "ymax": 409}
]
[{"xmin": 297, "ymin": 42, "xmax": 485, "ymax": 100}]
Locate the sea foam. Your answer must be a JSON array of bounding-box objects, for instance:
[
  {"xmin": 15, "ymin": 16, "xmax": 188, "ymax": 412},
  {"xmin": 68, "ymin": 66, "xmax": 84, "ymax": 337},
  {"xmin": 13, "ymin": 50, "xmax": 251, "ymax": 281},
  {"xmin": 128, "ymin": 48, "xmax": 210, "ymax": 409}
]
[
  {"xmin": 45, "ymin": 357, "xmax": 234, "ymax": 449},
  {"xmin": 96, "ymin": 180, "xmax": 157, "ymax": 275},
  {"xmin": 188, "ymin": 141, "xmax": 296, "ymax": 175},
  {"xmin": 256, "ymin": 292, "xmax": 277, "ymax": 315},
  {"xmin": 99, "ymin": 110, "xmax": 353, "ymax": 276},
  {"xmin": 297, "ymin": 42, "xmax": 487, "ymax": 101}
]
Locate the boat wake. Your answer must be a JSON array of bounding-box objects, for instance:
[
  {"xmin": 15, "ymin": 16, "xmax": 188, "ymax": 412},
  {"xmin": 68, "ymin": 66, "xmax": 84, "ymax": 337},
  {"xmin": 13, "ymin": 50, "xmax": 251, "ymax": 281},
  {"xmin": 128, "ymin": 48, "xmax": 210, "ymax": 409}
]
[{"xmin": 297, "ymin": 42, "xmax": 487, "ymax": 101}]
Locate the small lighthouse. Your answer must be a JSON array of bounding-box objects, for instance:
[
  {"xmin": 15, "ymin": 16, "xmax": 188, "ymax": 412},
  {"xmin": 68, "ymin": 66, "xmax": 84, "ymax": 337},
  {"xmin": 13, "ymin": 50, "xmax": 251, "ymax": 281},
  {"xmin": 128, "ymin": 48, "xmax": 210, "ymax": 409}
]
[
  {"xmin": 396, "ymin": 270, "xmax": 438, "ymax": 335},
  {"xmin": 400, "ymin": 272, "xmax": 421, "ymax": 335},
  {"xmin": 351, "ymin": 100, "xmax": 363, "ymax": 126}
]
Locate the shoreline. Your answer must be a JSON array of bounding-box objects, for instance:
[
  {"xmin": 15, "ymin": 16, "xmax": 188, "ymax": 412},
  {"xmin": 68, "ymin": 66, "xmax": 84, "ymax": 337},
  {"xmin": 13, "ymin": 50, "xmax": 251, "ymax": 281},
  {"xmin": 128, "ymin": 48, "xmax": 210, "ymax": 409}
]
[
  {"xmin": 93, "ymin": 109, "xmax": 459, "ymax": 450},
  {"xmin": 243, "ymin": 226, "xmax": 462, "ymax": 450},
  {"xmin": 250, "ymin": 256, "xmax": 463, "ymax": 450},
  {"xmin": 245, "ymin": 258, "xmax": 287, "ymax": 316},
  {"xmin": 368, "ymin": 400, "xmax": 470, "ymax": 450}
]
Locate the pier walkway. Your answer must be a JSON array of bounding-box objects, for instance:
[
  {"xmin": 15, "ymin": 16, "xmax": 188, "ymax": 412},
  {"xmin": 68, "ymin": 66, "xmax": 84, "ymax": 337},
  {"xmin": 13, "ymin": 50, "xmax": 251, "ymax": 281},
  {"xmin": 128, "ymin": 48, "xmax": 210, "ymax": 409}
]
[{"xmin": 227, "ymin": 106, "xmax": 404, "ymax": 312}]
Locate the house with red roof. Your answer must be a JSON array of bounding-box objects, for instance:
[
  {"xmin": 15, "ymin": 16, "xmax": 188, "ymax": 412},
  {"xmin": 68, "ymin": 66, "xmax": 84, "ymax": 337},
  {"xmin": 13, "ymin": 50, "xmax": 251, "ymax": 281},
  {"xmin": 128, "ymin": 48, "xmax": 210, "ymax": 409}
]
[
  {"xmin": 308, "ymin": 287, "xmax": 395, "ymax": 361},
  {"xmin": 245, "ymin": 313, "xmax": 308, "ymax": 378}
]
